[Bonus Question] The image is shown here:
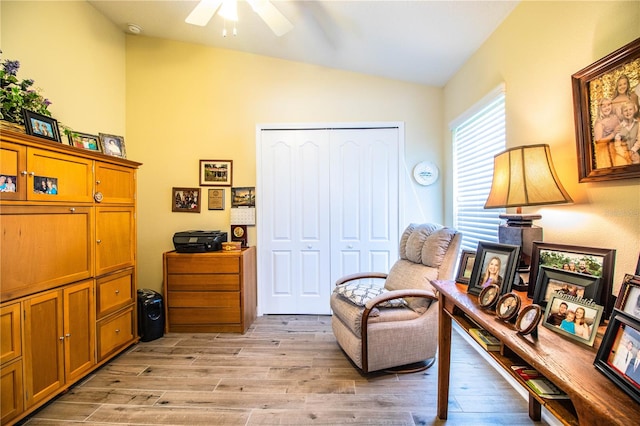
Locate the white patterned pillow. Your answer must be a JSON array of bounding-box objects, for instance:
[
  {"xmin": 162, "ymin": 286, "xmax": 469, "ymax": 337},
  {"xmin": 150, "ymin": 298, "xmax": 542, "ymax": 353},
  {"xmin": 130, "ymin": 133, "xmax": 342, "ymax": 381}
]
[{"xmin": 333, "ymin": 282, "xmax": 406, "ymax": 308}]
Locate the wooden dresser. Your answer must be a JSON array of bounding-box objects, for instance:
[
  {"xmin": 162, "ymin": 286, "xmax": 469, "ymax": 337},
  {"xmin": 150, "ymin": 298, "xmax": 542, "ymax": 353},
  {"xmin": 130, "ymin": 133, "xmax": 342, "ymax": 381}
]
[
  {"xmin": 0, "ymin": 130, "xmax": 141, "ymax": 425},
  {"xmin": 163, "ymin": 248, "xmax": 256, "ymax": 334}
]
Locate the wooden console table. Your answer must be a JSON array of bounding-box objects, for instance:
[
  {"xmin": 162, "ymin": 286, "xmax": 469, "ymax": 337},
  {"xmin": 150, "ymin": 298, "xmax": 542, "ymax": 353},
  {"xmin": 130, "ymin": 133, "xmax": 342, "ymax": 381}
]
[{"xmin": 432, "ymin": 280, "xmax": 638, "ymax": 426}]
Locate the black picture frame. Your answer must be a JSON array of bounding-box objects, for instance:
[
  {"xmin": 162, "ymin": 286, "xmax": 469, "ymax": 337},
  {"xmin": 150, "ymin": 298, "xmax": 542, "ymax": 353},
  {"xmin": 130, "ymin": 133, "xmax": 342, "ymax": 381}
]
[
  {"xmin": 22, "ymin": 109, "xmax": 60, "ymax": 142},
  {"xmin": 571, "ymin": 37, "xmax": 640, "ymax": 182},
  {"xmin": 636, "ymin": 254, "xmax": 640, "ymax": 275},
  {"xmin": 614, "ymin": 274, "xmax": 640, "ymax": 321},
  {"xmin": 594, "ymin": 309, "xmax": 640, "ymax": 404},
  {"xmin": 542, "ymin": 292, "xmax": 603, "ymax": 347},
  {"xmin": 533, "ymin": 265, "xmax": 601, "ymax": 309},
  {"xmin": 467, "ymin": 241, "xmax": 520, "ymax": 297},
  {"xmin": 68, "ymin": 131, "xmax": 101, "ymax": 152},
  {"xmin": 455, "ymin": 250, "xmax": 476, "ymax": 285},
  {"xmin": 528, "ymin": 242, "xmax": 616, "ymax": 318},
  {"xmin": 172, "ymin": 187, "xmax": 201, "ymax": 213}
]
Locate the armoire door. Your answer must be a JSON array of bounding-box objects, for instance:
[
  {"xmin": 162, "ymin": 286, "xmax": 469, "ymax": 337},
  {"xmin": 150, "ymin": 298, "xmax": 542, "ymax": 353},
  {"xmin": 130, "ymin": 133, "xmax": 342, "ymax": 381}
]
[{"xmin": 258, "ymin": 125, "xmax": 400, "ymax": 314}]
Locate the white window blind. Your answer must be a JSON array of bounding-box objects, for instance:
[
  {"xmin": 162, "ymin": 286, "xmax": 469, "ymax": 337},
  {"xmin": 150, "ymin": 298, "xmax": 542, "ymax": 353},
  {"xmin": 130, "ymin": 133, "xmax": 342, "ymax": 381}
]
[{"xmin": 452, "ymin": 89, "xmax": 506, "ymax": 252}]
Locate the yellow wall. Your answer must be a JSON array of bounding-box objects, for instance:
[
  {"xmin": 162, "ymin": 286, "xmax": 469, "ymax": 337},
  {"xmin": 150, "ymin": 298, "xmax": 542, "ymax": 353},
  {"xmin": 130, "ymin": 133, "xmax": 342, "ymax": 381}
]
[
  {"xmin": 0, "ymin": 1, "xmax": 126, "ymax": 134},
  {"xmin": 444, "ymin": 1, "xmax": 640, "ymax": 294},
  {"xmin": 125, "ymin": 37, "xmax": 443, "ymax": 291}
]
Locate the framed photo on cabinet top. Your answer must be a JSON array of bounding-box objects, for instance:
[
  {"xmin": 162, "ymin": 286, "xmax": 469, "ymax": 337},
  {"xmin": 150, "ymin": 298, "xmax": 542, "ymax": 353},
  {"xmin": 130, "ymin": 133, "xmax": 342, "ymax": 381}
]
[
  {"xmin": 99, "ymin": 133, "xmax": 127, "ymax": 158},
  {"xmin": 68, "ymin": 131, "xmax": 101, "ymax": 152},
  {"xmin": 23, "ymin": 109, "xmax": 61, "ymax": 142}
]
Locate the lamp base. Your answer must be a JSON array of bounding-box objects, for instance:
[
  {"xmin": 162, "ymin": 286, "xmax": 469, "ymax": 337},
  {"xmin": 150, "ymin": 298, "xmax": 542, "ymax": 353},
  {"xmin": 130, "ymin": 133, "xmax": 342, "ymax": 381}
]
[
  {"xmin": 498, "ymin": 219, "xmax": 543, "ymax": 293},
  {"xmin": 499, "ymin": 213, "xmax": 542, "ymax": 227}
]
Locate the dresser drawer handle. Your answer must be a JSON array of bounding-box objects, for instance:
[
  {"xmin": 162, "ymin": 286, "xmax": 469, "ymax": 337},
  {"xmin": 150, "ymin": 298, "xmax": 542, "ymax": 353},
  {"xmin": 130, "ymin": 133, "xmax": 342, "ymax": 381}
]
[
  {"xmin": 115, "ymin": 289, "xmax": 120, "ymax": 294},
  {"xmin": 115, "ymin": 329, "xmax": 120, "ymax": 333}
]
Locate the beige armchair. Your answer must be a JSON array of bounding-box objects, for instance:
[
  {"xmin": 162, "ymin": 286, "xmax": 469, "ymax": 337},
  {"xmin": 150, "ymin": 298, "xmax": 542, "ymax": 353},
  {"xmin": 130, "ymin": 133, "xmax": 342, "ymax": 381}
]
[{"xmin": 330, "ymin": 223, "xmax": 462, "ymax": 373}]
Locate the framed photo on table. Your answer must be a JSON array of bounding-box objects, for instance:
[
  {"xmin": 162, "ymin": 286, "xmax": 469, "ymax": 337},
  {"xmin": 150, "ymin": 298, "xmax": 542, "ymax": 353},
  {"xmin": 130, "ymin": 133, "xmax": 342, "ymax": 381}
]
[
  {"xmin": 571, "ymin": 37, "xmax": 640, "ymax": 182},
  {"xmin": 542, "ymin": 292, "xmax": 603, "ymax": 347},
  {"xmin": 614, "ymin": 274, "xmax": 640, "ymax": 321},
  {"xmin": 455, "ymin": 250, "xmax": 476, "ymax": 285},
  {"xmin": 467, "ymin": 241, "xmax": 520, "ymax": 297},
  {"xmin": 594, "ymin": 309, "xmax": 640, "ymax": 404},
  {"xmin": 533, "ymin": 266, "xmax": 601, "ymax": 309},
  {"xmin": 528, "ymin": 242, "xmax": 616, "ymax": 318}
]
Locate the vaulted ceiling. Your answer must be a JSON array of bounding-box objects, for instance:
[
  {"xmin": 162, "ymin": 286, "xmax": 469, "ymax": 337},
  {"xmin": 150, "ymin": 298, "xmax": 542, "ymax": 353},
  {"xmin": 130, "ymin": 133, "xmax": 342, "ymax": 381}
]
[{"xmin": 89, "ymin": 0, "xmax": 519, "ymax": 86}]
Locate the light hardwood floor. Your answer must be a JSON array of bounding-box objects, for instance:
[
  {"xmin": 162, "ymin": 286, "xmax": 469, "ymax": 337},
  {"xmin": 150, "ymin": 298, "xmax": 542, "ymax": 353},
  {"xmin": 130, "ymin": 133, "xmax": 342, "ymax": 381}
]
[{"xmin": 21, "ymin": 315, "xmax": 546, "ymax": 425}]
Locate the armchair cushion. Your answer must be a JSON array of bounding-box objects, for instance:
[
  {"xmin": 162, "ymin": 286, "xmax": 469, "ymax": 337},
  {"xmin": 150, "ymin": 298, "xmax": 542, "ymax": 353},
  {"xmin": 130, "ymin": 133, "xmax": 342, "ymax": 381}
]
[{"xmin": 333, "ymin": 282, "xmax": 406, "ymax": 309}]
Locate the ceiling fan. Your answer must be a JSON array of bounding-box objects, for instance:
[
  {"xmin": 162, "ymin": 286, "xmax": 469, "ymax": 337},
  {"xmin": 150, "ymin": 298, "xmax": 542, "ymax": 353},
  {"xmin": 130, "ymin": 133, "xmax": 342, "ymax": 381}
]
[{"xmin": 185, "ymin": 0, "xmax": 293, "ymax": 37}]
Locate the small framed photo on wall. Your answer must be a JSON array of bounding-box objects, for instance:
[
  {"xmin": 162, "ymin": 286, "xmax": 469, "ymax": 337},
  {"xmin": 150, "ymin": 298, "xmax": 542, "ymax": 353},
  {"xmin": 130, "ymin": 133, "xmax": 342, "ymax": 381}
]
[
  {"xmin": 172, "ymin": 187, "xmax": 201, "ymax": 213},
  {"xmin": 200, "ymin": 160, "xmax": 232, "ymax": 186}
]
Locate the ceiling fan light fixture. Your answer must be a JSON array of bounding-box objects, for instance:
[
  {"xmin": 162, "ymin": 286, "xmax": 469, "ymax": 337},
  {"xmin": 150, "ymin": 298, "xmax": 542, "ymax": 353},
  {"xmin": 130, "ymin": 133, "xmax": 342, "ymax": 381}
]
[{"xmin": 219, "ymin": 0, "xmax": 238, "ymax": 21}]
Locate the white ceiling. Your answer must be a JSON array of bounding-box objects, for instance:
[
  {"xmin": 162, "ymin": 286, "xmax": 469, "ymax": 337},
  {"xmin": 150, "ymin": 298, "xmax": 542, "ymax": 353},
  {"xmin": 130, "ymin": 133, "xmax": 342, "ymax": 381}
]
[{"xmin": 88, "ymin": 0, "xmax": 519, "ymax": 86}]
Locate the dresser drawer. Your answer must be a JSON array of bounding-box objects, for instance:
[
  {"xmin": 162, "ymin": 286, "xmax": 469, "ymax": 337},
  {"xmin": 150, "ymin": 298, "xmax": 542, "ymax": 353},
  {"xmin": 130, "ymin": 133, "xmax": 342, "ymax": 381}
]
[
  {"xmin": 168, "ymin": 291, "xmax": 239, "ymax": 308},
  {"xmin": 96, "ymin": 269, "xmax": 134, "ymax": 319},
  {"xmin": 166, "ymin": 256, "xmax": 239, "ymax": 274},
  {"xmin": 168, "ymin": 307, "xmax": 241, "ymax": 325},
  {"xmin": 97, "ymin": 307, "xmax": 135, "ymax": 361},
  {"xmin": 166, "ymin": 274, "xmax": 239, "ymax": 291}
]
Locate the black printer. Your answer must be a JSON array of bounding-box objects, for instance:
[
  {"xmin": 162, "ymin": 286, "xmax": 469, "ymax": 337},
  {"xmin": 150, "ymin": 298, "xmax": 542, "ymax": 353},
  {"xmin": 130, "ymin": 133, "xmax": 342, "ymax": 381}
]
[{"xmin": 173, "ymin": 230, "xmax": 227, "ymax": 253}]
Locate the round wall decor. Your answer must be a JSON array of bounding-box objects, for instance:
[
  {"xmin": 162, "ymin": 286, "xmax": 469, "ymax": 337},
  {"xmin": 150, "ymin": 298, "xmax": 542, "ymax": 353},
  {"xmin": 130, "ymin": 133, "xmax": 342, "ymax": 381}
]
[{"xmin": 413, "ymin": 161, "xmax": 439, "ymax": 186}]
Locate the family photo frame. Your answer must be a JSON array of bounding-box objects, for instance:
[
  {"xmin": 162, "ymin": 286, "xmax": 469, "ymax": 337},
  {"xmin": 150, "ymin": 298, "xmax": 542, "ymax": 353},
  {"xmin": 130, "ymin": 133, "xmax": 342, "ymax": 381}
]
[
  {"xmin": 542, "ymin": 292, "xmax": 603, "ymax": 347},
  {"xmin": 200, "ymin": 160, "xmax": 232, "ymax": 186},
  {"xmin": 23, "ymin": 109, "xmax": 60, "ymax": 142},
  {"xmin": 68, "ymin": 131, "xmax": 101, "ymax": 152},
  {"xmin": 594, "ymin": 309, "xmax": 640, "ymax": 404},
  {"xmin": 533, "ymin": 265, "xmax": 601, "ymax": 309},
  {"xmin": 455, "ymin": 250, "xmax": 476, "ymax": 285},
  {"xmin": 572, "ymin": 37, "xmax": 640, "ymax": 182},
  {"xmin": 614, "ymin": 274, "xmax": 640, "ymax": 321},
  {"xmin": 528, "ymin": 241, "xmax": 616, "ymax": 318},
  {"xmin": 467, "ymin": 241, "xmax": 520, "ymax": 297},
  {"xmin": 172, "ymin": 187, "xmax": 201, "ymax": 213}
]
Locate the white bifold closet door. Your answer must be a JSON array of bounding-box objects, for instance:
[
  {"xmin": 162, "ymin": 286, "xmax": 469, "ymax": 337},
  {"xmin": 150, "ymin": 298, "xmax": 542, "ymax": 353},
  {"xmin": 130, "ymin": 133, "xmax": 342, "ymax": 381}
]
[{"xmin": 258, "ymin": 126, "xmax": 399, "ymax": 314}]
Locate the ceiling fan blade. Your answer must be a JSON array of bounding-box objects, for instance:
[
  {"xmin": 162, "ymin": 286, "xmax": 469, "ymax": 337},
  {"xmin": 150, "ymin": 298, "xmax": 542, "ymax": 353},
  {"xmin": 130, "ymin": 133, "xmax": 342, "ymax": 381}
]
[
  {"xmin": 185, "ymin": 0, "xmax": 223, "ymax": 26},
  {"xmin": 247, "ymin": 0, "xmax": 293, "ymax": 36}
]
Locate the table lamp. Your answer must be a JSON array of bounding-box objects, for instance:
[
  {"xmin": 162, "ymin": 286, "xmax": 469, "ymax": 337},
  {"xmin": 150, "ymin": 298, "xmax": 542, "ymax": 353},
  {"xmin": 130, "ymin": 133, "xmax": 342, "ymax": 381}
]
[{"xmin": 484, "ymin": 144, "xmax": 573, "ymax": 290}]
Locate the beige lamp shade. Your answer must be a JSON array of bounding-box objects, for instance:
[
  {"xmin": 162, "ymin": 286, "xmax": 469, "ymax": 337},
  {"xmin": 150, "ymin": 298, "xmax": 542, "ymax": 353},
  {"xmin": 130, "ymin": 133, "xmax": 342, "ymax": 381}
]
[{"xmin": 484, "ymin": 144, "xmax": 573, "ymax": 210}]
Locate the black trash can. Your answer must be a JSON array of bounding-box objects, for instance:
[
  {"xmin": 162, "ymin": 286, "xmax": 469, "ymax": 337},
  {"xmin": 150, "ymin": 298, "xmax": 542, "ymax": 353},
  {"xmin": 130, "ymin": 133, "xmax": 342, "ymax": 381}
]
[{"xmin": 137, "ymin": 289, "xmax": 164, "ymax": 342}]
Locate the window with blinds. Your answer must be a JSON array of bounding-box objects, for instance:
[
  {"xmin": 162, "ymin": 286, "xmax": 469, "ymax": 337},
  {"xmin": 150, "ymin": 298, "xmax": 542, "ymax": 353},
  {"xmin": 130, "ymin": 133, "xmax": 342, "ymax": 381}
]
[{"xmin": 452, "ymin": 87, "xmax": 506, "ymax": 252}]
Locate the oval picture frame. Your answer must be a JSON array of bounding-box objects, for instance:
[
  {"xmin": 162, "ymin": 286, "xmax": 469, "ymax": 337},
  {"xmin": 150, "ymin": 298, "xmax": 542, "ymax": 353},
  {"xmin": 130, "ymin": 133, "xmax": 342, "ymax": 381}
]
[
  {"xmin": 478, "ymin": 284, "xmax": 500, "ymax": 309},
  {"xmin": 516, "ymin": 304, "xmax": 542, "ymax": 335},
  {"xmin": 496, "ymin": 292, "xmax": 521, "ymax": 321}
]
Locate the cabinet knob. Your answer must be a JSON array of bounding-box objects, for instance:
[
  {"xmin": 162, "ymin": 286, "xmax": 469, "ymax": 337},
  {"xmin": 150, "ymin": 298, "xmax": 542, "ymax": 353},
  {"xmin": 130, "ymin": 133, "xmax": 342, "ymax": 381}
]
[
  {"xmin": 115, "ymin": 329, "xmax": 120, "ymax": 333},
  {"xmin": 96, "ymin": 239, "xmax": 101, "ymax": 244},
  {"xmin": 65, "ymin": 333, "xmax": 71, "ymax": 338},
  {"xmin": 96, "ymin": 180, "xmax": 101, "ymax": 185},
  {"xmin": 69, "ymin": 208, "xmax": 76, "ymax": 213},
  {"xmin": 20, "ymin": 170, "xmax": 28, "ymax": 176},
  {"xmin": 115, "ymin": 289, "xmax": 120, "ymax": 294},
  {"xmin": 29, "ymin": 171, "xmax": 35, "ymax": 177},
  {"xmin": 59, "ymin": 336, "xmax": 65, "ymax": 341}
]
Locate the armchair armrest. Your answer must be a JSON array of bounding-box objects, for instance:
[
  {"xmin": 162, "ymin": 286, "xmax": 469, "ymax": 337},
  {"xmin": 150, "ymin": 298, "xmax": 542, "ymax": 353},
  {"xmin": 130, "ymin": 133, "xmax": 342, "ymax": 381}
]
[
  {"xmin": 335, "ymin": 272, "xmax": 388, "ymax": 286},
  {"xmin": 364, "ymin": 289, "xmax": 437, "ymax": 311}
]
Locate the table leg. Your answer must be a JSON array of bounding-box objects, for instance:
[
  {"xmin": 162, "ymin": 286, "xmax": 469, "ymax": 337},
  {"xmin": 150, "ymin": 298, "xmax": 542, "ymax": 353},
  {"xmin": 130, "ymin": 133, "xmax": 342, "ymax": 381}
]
[
  {"xmin": 437, "ymin": 295, "xmax": 452, "ymax": 419},
  {"xmin": 528, "ymin": 395, "xmax": 541, "ymax": 421}
]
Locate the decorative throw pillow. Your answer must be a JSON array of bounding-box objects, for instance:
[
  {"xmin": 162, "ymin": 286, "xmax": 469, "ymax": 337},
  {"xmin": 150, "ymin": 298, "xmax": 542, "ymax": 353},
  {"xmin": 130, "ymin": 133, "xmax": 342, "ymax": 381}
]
[{"xmin": 333, "ymin": 282, "xmax": 406, "ymax": 308}]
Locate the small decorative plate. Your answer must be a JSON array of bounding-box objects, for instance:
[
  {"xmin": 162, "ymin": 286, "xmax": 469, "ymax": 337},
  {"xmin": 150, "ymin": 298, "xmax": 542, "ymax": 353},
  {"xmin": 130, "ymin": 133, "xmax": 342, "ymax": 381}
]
[{"xmin": 413, "ymin": 161, "xmax": 439, "ymax": 186}]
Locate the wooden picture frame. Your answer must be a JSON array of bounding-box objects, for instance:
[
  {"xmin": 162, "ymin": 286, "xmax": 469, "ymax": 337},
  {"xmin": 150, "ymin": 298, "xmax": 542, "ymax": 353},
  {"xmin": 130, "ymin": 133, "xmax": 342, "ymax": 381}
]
[
  {"xmin": 467, "ymin": 241, "xmax": 520, "ymax": 297},
  {"xmin": 478, "ymin": 284, "xmax": 500, "ymax": 309},
  {"xmin": 99, "ymin": 133, "xmax": 126, "ymax": 158},
  {"xmin": 614, "ymin": 274, "xmax": 640, "ymax": 321},
  {"xmin": 172, "ymin": 187, "xmax": 201, "ymax": 213},
  {"xmin": 516, "ymin": 304, "xmax": 542, "ymax": 336},
  {"xmin": 571, "ymin": 37, "xmax": 640, "ymax": 182},
  {"xmin": 542, "ymin": 292, "xmax": 603, "ymax": 347},
  {"xmin": 208, "ymin": 188, "xmax": 225, "ymax": 210},
  {"xmin": 528, "ymin": 242, "xmax": 616, "ymax": 318},
  {"xmin": 23, "ymin": 109, "xmax": 60, "ymax": 142},
  {"xmin": 496, "ymin": 292, "xmax": 521, "ymax": 322},
  {"xmin": 533, "ymin": 265, "xmax": 601, "ymax": 309},
  {"xmin": 455, "ymin": 250, "xmax": 476, "ymax": 285},
  {"xmin": 200, "ymin": 160, "xmax": 232, "ymax": 186},
  {"xmin": 594, "ymin": 309, "xmax": 640, "ymax": 404},
  {"xmin": 68, "ymin": 131, "xmax": 101, "ymax": 152}
]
